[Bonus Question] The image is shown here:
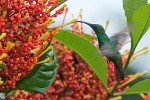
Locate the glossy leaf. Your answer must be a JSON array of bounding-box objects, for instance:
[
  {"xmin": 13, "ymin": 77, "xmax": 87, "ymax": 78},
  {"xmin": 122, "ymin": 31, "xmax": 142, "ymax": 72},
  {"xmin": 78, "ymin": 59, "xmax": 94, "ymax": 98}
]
[
  {"xmin": 74, "ymin": 33, "xmax": 97, "ymax": 41},
  {"xmin": 131, "ymin": 4, "xmax": 150, "ymax": 51},
  {"xmin": 84, "ymin": 34, "xmax": 97, "ymax": 41},
  {"xmin": 54, "ymin": 30, "xmax": 107, "ymax": 88},
  {"xmin": 16, "ymin": 46, "xmax": 57, "ymax": 93},
  {"xmin": 123, "ymin": 0, "xmax": 148, "ymax": 24},
  {"xmin": 121, "ymin": 79, "xmax": 150, "ymax": 95}
]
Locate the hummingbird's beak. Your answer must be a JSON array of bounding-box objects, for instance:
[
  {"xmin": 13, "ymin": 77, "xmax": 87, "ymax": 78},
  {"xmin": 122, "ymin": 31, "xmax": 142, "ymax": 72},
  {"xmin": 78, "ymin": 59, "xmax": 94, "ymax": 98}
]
[{"xmin": 76, "ymin": 21, "xmax": 92, "ymax": 27}]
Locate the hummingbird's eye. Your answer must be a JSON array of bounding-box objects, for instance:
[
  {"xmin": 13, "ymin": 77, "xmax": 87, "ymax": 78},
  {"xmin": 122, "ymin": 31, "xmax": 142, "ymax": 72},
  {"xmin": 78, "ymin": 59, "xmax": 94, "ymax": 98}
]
[
  {"xmin": 93, "ymin": 26, "xmax": 97, "ymax": 29},
  {"xmin": 95, "ymin": 26, "xmax": 98, "ymax": 30}
]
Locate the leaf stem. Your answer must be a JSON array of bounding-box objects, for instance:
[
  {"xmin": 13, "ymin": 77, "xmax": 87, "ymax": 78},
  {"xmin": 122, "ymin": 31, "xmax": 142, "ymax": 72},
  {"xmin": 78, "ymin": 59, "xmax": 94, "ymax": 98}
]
[
  {"xmin": 110, "ymin": 81, "xmax": 120, "ymax": 95},
  {"xmin": 104, "ymin": 81, "xmax": 120, "ymax": 100},
  {"xmin": 123, "ymin": 51, "xmax": 133, "ymax": 72}
]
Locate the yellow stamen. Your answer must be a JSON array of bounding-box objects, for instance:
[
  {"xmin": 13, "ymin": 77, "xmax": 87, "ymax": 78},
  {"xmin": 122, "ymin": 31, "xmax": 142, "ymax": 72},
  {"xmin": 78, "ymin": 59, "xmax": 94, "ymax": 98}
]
[
  {"xmin": 51, "ymin": 29, "xmax": 59, "ymax": 36},
  {"xmin": 28, "ymin": 36, "xmax": 32, "ymax": 43},
  {"xmin": 63, "ymin": 81, "xmax": 67, "ymax": 86},
  {"xmin": 134, "ymin": 46, "xmax": 148, "ymax": 55},
  {"xmin": 105, "ymin": 20, "xmax": 109, "ymax": 31},
  {"xmin": 64, "ymin": 45, "xmax": 67, "ymax": 51},
  {"xmin": 0, "ymin": 80, "xmax": 4, "ymax": 86},
  {"xmin": 43, "ymin": 41, "xmax": 48, "ymax": 47},
  {"xmin": 60, "ymin": 19, "xmax": 77, "ymax": 28},
  {"xmin": 136, "ymin": 49, "xmax": 148, "ymax": 56},
  {"xmin": 62, "ymin": 4, "xmax": 67, "ymax": 9},
  {"xmin": 124, "ymin": 86, "xmax": 130, "ymax": 90},
  {"xmin": 16, "ymin": 58, "xmax": 19, "ymax": 61},
  {"xmin": 72, "ymin": 14, "xmax": 75, "ymax": 20},
  {"xmin": 130, "ymin": 47, "xmax": 148, "ymax": 63},
  {"xmin": 110, "ymin": 96, "xmax": 122, "ymax": 100},
  {"xmin": 51, "ymin": 26, "xmax": 60, "ymax": 32},
  {"xmin": 130, "ymin": 55, "xmax": 136, "ymax": 63},
  {"xmin": 30, "ymin": 65, "xmax": 34, "ymax": 70},
  {"xmin": 0, "ymin": 43, "xmax": 2, "ymax": 48},
  {"xmin": 76, "ymin": 21, "xmax": 81, "ymax": 34},
  {"xmin": 17, "ymin": 73, "xmax": 22, "ymax": 78},
  {"xmin": 47, "ymin": 20, "xmax": 55, "ymax": 26},
  {"xmin": 23, "ymin": 13, "xmax": 29, "ymax": 19},
  {"xmin": 79, "ymin": 9, "xmax": 83, "ymax": 20},
  {"xmin": 140, "ymin": 71, "xmax": 147, "ymax": 76},
  {"xmin": 15, "ymin": 90, "xmax": 19, "ymax": 96},
  {"xmin": 38, "ymin": 18, "xmax": 54, "ymax": 28},
  {"xmin": 38, "ymin": 46, "xmax": 52, "ymax": 57},
  {"xmin": 44, "ymin": 17, "xmax": 53, "ymax": 25},
  {"xmin": 3, "ymin": 11, "xmax": 7, "ymax": 18},
  {"xmin": 123, "ymin": 49, "xmax": 130, "ymax": 56},
  {"xmin": 71, "ymin": 67, "xmax": 75, "ymax": 72},
  {"xmin": 107, "ymin": 87, "xmax": 113, "ymax": 92},
  {"xmin": 140, "ymin": 94, "xmax": 146, "ymax": 99},
  {"xmin": 37, "ymin": 35, "xmax": 41, "ymax": 40},
  {"xmin": 0, "ymin": 61, "xmax": 2, "ymax": 64},
  {"xmin": 4, "ymin": 41, "xmax": 15, "ymax": 53},
  {"xmin": 46, "ymin": 6, "xmax": 49, "ymax": 11},
  {"xmin": 75, "ymin": 9, "xmax": 84, "ymax": 34},
  {"xmin": 20, "ymin": 0, "xmax": 23, "ymax": 4},
  {"xmin": 119, "ymin": 71, "xmax": 147, "ymax": 88},
  {"xmin": 40, "ymin": 0, "xmax": 44, "ymax": 3},
  {"xmin": 96, "ymin": 94, "xmax": 101, "ymax": 100},
  {"xmin": 39, "ymin": 31, "xmax": 50, "ymax": 41},
  {"xmin": 0, "ymin": 33, "xmax": 6, "ymax": 40},
  {"xmin": 36, "ymin": 57, "xmax": 52, "ymax": 65},
  {"xmin": 79, "ymin": 9, "xmax": 84, "ymax": 36},
  {"xmin": 55, "ymin": 80, "xmax": 61, "ymax": 84},
  {"xmin": 31, "ymin": 47, "xmax": 41, "ymax": 54},
  {"xmin": 0, "ymin": 53, "xmax": 7, "ymax": 60}
]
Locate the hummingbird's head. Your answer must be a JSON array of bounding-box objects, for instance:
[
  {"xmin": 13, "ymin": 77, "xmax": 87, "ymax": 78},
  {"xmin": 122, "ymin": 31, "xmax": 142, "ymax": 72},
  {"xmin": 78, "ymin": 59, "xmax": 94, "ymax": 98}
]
[{"xmin": 76, "ymin": 21, "xmax": 105, "ymax": 35}]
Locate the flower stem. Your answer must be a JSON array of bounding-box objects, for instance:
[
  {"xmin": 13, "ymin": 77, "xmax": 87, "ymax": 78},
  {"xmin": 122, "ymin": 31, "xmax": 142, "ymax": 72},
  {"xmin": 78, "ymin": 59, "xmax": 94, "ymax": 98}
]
[
  {"xmin": 123, "ymin": 50, "xmax": 133, "ymax": 72},
  {"xmin": 104, "ymin": 81, "xmax": 120, "ymax": 100}
]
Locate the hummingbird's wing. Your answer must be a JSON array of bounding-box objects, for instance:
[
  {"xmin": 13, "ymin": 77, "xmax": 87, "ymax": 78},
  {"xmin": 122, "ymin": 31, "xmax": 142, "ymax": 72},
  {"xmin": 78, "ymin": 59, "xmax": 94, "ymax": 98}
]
[
  {"xmin": 100, "ymin": 43, "xmax": 115, "ymax": 57},
  {"xmin": 110, "ymin": 32, "xmax": 130, "ymax": 50}
]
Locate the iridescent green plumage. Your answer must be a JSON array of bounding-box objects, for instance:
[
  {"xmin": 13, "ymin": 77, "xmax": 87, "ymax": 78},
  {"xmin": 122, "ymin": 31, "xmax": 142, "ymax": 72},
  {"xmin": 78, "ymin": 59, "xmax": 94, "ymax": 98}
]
[{"xmin": 77, "ymin": 21, "xmax": 126, "ymax": 80}]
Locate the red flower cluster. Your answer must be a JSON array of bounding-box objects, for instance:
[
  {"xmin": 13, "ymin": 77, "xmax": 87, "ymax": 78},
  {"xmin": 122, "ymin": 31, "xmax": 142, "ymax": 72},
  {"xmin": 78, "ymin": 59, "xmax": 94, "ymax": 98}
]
[
  {"xmin": 1, "ymin": 3, "xmax": 147, "ymax": 99},
  {"xmin": 0, "ymin": 0, "xmax": 66, "ymax": 91},
  {"xmin": 6, "ymin": 33, "xmax": 147, "ymax": 100},
  {"xmin": 18, "ymin": 39, "xmax": 132, "ymax": 100}
]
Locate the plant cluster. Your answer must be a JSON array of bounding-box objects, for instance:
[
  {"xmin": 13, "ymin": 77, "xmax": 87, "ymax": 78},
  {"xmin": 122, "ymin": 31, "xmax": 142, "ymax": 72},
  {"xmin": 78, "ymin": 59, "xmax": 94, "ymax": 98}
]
[
  {"xmin": 0, "ymin": 0, "xmax": 67, "ymax": 92},
  {"xmin": 7, "ymin": 37, "xmax": 148, "ymax": 100},
  {"xmin": 0, "ymin": 0, "xmax": 150, "ymax": 100}
]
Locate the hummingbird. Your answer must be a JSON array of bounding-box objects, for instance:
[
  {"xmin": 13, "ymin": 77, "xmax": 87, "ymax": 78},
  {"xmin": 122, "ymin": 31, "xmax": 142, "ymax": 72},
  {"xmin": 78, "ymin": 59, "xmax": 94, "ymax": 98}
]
[{"xmin": 77, "ymin": 21, "xmax": 129, "ymax": 80}]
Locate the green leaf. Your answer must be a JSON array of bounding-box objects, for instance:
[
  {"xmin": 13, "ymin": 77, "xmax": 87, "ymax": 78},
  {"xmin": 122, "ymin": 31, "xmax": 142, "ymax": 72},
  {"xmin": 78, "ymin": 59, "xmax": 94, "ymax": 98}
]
[
  {"xmin": 121, "ymin": 79, "xmax": 150, "ymax": 95},
  {"xmin": 84, "ymin": 34, "xmax": 97, "ymax": 41},
  {"xmin": 16, "ymin": 46, "xmax": 57, "ymax": 93},
  {"xmin": 46, "ymin": 28, "xmax": 97, "ymax": 41},
  {"xmin": 123, "ymin": 0, "xmax": 148, "ymax": 25},
  {"xmin": 54, "ymin": 30, "xmax": 107, "ymax": 88},
  {"xmin": 131, "ymin": 4, "xmax": 150, "ymax": 51},
  {"xmin": 0, "ymin": 63, "xmax": 5, "ymax": 70},
  {"xmin": 73, "ymin": 33, "xmax": 97, "ymax": 41}
]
